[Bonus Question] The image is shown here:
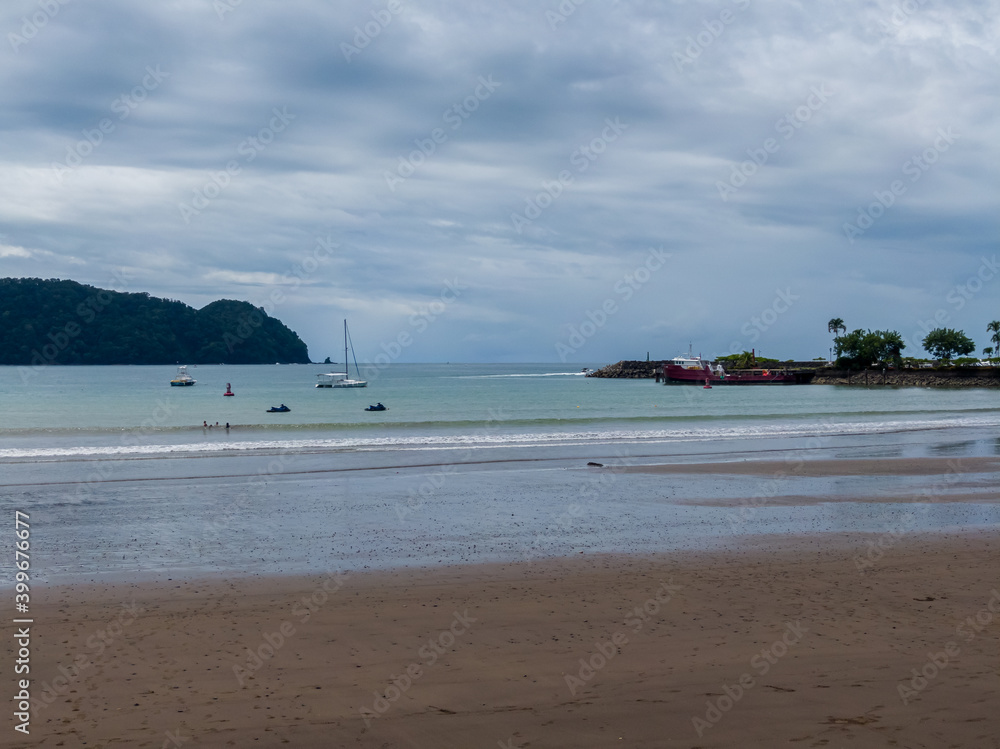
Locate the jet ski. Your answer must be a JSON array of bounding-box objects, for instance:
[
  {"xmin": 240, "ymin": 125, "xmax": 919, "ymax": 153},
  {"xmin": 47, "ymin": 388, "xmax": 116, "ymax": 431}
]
[
  {"xmin": 267, "ymin": 404, "xmax": 291, "ymax": 413},
  {"xmin": 364, "ymin": 403, "xmax": 387, "ymax": 412}
]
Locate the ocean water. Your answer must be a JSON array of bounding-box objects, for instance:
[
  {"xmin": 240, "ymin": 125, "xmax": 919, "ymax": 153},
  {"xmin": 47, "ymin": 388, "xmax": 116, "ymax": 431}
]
[
  {"xmin": 1, "ymin": 363, "xmax": 999, "ymax": 584},
  {"xmin": 2, "ymin": 362, "xmax": 999, "ymax": 458}
]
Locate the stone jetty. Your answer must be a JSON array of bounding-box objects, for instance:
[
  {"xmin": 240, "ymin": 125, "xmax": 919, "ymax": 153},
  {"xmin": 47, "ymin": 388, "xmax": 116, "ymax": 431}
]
[{"xmin": 586, "ymin": 360, "xmax": 666, "ymax": 378}]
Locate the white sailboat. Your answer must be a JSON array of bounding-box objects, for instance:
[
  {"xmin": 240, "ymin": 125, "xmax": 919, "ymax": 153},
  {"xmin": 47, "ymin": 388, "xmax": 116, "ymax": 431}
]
[{"xmin": 316, "ymin": 320, "xmax": 368, "ymax": 388}]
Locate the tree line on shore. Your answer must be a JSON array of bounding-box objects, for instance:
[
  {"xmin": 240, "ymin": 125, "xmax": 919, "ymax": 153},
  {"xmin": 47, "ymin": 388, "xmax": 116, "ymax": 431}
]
[
  {"xmin": 0, "ymin": 278, "xmax": 310, "ymax": 365},
  {"xmin": 826, "ymin": 317, "xmax": 1000, "ymax": 370}
]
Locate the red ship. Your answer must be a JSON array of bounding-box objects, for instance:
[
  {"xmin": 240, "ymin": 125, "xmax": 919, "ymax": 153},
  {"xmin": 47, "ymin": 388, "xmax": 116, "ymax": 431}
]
[{"xmin": 660, "ymin": 353, "xmax": 815, "ymax": 385}]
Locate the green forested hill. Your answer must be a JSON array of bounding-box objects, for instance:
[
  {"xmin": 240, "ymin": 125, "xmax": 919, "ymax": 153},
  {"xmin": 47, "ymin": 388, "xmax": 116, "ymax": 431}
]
[{"xmin": 0, "ymin": 278, "xmax": 310, "ymax": 365}]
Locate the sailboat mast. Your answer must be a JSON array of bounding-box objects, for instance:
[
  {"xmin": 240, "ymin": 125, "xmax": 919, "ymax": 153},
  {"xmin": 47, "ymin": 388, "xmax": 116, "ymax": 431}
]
[{"xmin": 344, "ymin": 319, "xmax": 348, "ymax": 375}]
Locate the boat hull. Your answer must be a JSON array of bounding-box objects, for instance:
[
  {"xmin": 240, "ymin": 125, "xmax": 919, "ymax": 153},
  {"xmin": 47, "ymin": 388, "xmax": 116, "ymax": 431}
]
[
  {"xmin": 662, "ymin": 364, "xmax": 814, "ymax": 385},
  {"xmin": 316, "ymin": 380, "xmax": 367, "ymax": 388}
]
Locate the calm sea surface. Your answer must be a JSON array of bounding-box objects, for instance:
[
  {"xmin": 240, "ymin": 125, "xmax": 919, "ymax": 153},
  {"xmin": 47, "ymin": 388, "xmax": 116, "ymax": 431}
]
[
  {"xmin": 1, "ymin": 364, "xmax": 998, "ymax": 584},
  {"xmin": 2, "ymin": 362, "xmax": 998, "ymax": 457}
]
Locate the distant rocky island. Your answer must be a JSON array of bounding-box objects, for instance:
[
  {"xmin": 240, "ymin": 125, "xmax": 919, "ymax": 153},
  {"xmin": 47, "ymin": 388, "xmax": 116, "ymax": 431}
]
[{"xmin": 0, "ymin": 278, "xmax": 310, "ymax": 365}]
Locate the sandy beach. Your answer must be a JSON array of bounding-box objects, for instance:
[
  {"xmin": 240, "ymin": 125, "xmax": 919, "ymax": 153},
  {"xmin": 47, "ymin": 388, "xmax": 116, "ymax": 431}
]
[
  {"xmin": 13, "ymin": 530, "xmax": 1000, "ymax": 748},
  {"xmin": 5, "ymin": 418, "xmax": 999, "ymax": 747}
]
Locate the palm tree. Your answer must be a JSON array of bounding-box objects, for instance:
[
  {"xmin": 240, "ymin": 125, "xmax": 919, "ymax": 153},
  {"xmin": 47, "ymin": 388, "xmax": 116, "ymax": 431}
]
[
  {"xmin": 988, "ymin": 321, "xmax": 1000, "ymax": 350},
  {"xmin": 827, "ymin": 318, "xmax": 846, "ymax": 358}
]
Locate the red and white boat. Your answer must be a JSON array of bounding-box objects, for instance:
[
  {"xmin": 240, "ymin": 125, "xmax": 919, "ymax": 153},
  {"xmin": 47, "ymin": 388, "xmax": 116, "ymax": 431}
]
[{"xmin": 661, "ymin": 353, "xmax": 814, "ymax": 385}]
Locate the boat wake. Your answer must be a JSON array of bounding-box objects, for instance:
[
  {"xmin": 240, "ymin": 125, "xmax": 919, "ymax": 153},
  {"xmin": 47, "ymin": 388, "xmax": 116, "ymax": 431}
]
[{"xmin": 454, "ymin": 372, "xmax": 588, "ymax": 378}]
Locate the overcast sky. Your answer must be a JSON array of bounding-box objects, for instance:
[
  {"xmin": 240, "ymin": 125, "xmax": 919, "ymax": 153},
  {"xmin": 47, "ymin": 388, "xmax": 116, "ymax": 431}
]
[{"xmin": 1, "ymin": 0, "xmax": 996, "ymax": 364}]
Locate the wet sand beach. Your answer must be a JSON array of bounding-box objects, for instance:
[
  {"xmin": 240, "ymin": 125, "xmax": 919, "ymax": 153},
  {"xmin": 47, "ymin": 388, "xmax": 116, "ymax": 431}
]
[
  {"xmin": 13, "ymin": 530, "xmax": 1000, "ymax": 748},
  {"xmin": 3, "ymin": 441, "xmax": 998, "ymax": 586},
  {"xmin": 620, "ymin": 455, "xmax": 1000, "ymax": 476}
]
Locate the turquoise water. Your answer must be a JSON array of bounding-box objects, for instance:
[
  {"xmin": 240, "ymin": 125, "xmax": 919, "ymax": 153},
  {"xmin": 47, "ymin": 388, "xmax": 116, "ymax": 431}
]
[{"xmin": 1, "ymin": 363, "xmax": 998, "ymax": 458}]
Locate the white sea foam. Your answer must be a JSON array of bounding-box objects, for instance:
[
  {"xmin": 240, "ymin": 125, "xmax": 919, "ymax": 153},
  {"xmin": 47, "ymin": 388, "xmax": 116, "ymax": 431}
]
[{"xmin": 3, "ymin": 414, "xmax": 997, "ymax": 460}]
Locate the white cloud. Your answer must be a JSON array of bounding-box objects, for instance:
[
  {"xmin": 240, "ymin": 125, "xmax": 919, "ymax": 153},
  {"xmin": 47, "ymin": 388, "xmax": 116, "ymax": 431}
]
[{"xmin": 0, "ymin": 244, "xmax": 32, "ymax": 258}]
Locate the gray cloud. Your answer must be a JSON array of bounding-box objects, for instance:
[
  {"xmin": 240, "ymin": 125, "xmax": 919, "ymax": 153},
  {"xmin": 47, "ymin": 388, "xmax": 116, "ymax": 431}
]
[{"xmin": 1, "ymin": 0, "xmax": 997, "ymax": 363}]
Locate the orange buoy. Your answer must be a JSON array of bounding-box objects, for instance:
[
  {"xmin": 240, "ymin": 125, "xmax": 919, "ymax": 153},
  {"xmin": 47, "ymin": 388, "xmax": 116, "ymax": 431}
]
[{"xmin": 224, "ymin": 383, "xmax": 235, "ymax": 396}]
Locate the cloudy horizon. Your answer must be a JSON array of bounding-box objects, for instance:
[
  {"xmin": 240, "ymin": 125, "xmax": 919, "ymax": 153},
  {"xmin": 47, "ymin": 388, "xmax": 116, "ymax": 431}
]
[{"xmin": 1, "ymin": 0, "xmax": 997, "ymax": 365}]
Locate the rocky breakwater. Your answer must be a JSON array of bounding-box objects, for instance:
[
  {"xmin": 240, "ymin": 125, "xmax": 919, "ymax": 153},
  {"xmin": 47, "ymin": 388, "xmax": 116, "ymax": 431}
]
[
  {"xmin": 812, "ymin": 367, "xmax": 999, "ymax": 388},
  {"xmin": 587, "ymin": 361, "xmax": 665, "ymax": 379}
]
